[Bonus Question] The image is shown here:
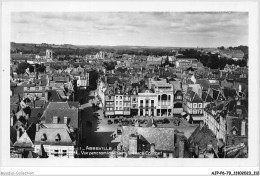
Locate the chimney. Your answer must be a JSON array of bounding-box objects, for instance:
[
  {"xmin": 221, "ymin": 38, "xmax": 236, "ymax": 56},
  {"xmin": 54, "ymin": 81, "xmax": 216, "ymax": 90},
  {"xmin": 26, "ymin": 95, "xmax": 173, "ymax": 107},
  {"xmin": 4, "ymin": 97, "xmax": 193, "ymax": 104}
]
[
  {"xmin": 45, "ymin": 91, "xmax": 49, "ymax": 102},
  {"xmin": 36, "ymin": 123, "xmax": 39, "ymax": 132},
  {"xmin": 128, "ymin": 134, "xmax": 138, "ymax": 154},
  {"xmin": 10, "ymin": 117, "xmax": 13, "ymax": 127},
  {"xmin": 64, "ymin": 117, "xmax": 68, "ymax": 125},
  {"xmin": 178, "ymin": 140, "xmax": 185, "ymax": 158},
  {"xmin": 199, "ymin": 121, "xmax": 204, "ymax": 130},
  {"xmin": 136, "ymin": 86, "xmax": 139, "ymax": 93},
  {"xmin": 17, "ymin": 130, "xmax": 20, "ymax": 141},
  {"xmin": 241, "ymin": 120, "xmax": 246, "ymax": 136},
  {"xmin": 150, "ymin": 143, "xmax": 155, "ymax": 153},
  {"xmin": 53, "ymin": 116, "xmax": 58, "ymax": 124}
]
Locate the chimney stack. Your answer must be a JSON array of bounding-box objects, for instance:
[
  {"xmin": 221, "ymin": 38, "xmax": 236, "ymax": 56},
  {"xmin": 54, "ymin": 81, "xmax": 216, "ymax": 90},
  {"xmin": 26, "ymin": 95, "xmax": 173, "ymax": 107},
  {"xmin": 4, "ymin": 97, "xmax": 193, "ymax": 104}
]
[
  {"xmin": 150, "ymin": 143, "xmax": 155, "ymax": 153},
  {"xmin": 53, "ymin": 116, "xmax": 58, "ymax": 124},
  {"xmin": 17, "ymin": 130, "xmax": 20, "ymax": 141},
  {"xmin": 241, "ymin": 120, "xmax": 246, "ymax": 136},
  {"xmin": 10, "ymin": 117, "xmax": 13, "ymax": 127},
  {"xmin": 128, "ymin": 134, "xmax": 138, "ymax": 154},
  {"xmin": 178, "ymin": 140, "xmax": 185, "ymax": 158},
  {"xmin": 36, "ymin": 123, "xmax": 39, "ymax": 132},
  {"xmin": 64, "ymin": 117, "xmax": 68, "ymax": 125}
]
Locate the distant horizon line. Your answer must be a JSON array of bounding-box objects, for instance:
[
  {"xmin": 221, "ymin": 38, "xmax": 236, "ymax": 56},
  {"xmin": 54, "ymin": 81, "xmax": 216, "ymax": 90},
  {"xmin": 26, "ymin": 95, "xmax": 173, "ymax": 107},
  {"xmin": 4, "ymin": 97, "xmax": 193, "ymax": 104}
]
[{"xmin": 11, "ymin": 41, "xmax": 248, "ymax": 49}]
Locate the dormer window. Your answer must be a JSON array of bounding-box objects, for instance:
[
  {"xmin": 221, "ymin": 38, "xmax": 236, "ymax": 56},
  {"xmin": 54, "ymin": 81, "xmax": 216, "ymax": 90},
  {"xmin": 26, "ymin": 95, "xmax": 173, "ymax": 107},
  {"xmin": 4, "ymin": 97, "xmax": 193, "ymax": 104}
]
[
  {"xmin": 41, "ymin": 133, "xmax": 47, "ymax": 141},
  {"xmin": 55, "ymin": 133, "xmax": 61, "ymax": 142}
]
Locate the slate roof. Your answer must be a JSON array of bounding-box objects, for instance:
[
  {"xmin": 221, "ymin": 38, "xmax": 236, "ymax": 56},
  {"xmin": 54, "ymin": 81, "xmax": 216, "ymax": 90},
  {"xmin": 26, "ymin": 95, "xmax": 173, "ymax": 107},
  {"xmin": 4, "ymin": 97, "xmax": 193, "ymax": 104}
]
[
  {"xmin": 47, "ymin": 90, "xmax": 62, "ymax": 102},
  {"xmin": 185, "ymin": 90, "xmax": 203, "ymax": 103},
  {"xmin": 188, "ymin": 125, "xmax": 218, "ymax": 151},
  {"xmin": 107, "ymin": 77, "xmax": 122, "ymax": 85},
  {"xmin": 223, "ymin": 88, "xmax": 238, "ymax": 99},
  {"xmin": 201, "ymin": 92, "xmax": 214, "ymax": 102},
  {"xmin": 10, "ymin": 127, "xmax": 17, "ymax": 145},
  {"xmin": 120, "ymin": 126, "xmax": 175, "ymax": 152},
  {"xmin": 67, "ymin": 101, "xmax": 80, "ymax": 109},
  {"xmin": 42, "ymin": 109, "xmax": 78, "ymax": 128},
  {"xmin": 28, "ymin": 108, "xmax": 45, "ymax": 125},
  {"xmin": 34, "ymin": 128, "xmax": 74, "ymax": 146}
]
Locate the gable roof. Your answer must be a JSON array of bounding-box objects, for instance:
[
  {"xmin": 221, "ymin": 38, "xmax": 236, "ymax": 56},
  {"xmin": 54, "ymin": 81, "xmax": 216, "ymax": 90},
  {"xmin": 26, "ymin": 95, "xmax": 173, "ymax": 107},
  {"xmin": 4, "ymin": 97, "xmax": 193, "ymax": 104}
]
[
  {"xmin": 120, "ymin": 126, "xmax": 176, "ymax": 151},
  {"xmin": 13, "ymin": 131, "xmax": 34, "ymax": 148},
  {"xmin": 28, "ymin": 108, "xmax": 45, "ymax": 125},
  {"xmin": 47, "ymin": 90, "xmax": 62, "ymax": 102},
  {"xmin": 201, "ymin": 92, "xmax": 214, "ymax": 102},
  {"xmin": 185, "ymin": 90, "xmax": 203, "ymax": 103}
]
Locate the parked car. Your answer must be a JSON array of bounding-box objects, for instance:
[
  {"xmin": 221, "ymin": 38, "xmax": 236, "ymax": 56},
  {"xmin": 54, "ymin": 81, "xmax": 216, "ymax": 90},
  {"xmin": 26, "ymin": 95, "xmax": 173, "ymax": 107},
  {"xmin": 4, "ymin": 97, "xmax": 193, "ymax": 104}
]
[
  {"xmin": 108, "ymin": 120, "xmax": 113, "ymax": 124},
  {"xmin": 163, "ymin": 118, "xmax": 170, "ymax": 124},
  {"xmin": 114, "ymin": 119, "xmax": 119, "ymax": 124},
  {"xmin": 117, "ymin": 129, "xmax": 122, "ymax": 135},
  {"xmin": 122, "ymin": 121, "xmax": 129, "ymax": 126}
]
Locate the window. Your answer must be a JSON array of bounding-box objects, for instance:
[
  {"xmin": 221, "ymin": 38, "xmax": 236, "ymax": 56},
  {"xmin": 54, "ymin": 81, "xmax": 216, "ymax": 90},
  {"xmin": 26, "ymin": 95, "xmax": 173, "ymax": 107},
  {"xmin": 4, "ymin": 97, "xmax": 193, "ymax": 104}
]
[
  {"xmin": 193, "ymin": 103, "xmax": 197, "ymax": 108},
  {"xmin": 62, "ymin": 150, "xmax": 67, "ymax": 156},
  {"xmin": 120, "ymin": 96, "xmax": 122, "ymax": 99},
  {"xmin": 198, "ymin": 103, "xmax": 202, "ymax": 108},
  {"xmin": 146, "ymin": 100, "xmax": 149, "ymax": 106},
  {"xmin": 116, "ymin": 107, "xmax": 118, "ymax": 110},
  {"xmin": 116, "ymin": 101, "xmax": 118, "ymax": 105},
  {"xmin": 133, "ymin": 98, "xmax": 136, "ymax": 102},
  {"xmin": 54, "ymin": 150, "xmax": 59, "ymax": 157}
]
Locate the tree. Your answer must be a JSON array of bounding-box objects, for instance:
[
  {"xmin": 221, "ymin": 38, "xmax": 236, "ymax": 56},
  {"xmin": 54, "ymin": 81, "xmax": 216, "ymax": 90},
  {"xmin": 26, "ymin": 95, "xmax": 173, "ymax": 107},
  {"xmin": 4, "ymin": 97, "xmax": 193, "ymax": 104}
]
[{"xmin": 16, "ymin": 62, "xmax": 30, "ymax": 74}]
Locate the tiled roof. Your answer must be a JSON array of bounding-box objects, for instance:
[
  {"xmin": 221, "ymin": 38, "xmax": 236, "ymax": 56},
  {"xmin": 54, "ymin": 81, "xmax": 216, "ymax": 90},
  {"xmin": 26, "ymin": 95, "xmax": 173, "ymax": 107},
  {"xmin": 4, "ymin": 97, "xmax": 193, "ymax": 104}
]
[
  {"xmin": 120, "ymin": 126, "xmax": 176, "ymax": 151},
  {"xmin": 43, "ymin": 109, "xmax": 78, "ymax": 129},
  {"xmin": 34, "ymin": 128, "xmax": 74, "ymax": 146}
]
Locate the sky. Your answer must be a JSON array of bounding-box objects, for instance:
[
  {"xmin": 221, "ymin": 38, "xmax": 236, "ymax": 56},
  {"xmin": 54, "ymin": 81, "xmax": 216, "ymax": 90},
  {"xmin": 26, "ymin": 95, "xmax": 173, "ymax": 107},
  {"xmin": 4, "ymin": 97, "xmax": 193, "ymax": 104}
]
[{"xmin": 11, "ymin": 12, "xmax": 248, "ymax": 48}]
